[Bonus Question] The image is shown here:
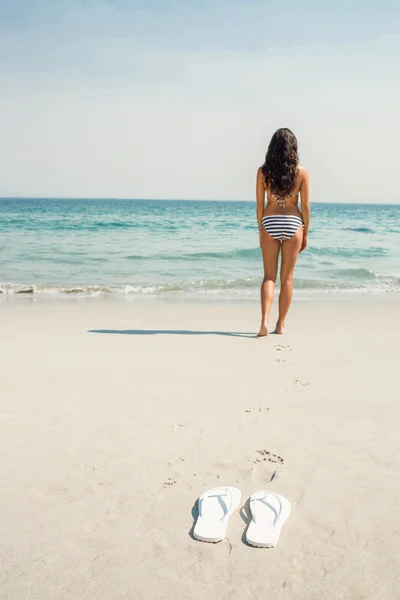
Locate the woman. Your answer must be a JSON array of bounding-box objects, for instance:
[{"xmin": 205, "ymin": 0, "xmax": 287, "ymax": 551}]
[{"xmin": 256, "ymin": 128, "xmax": 310, "ymax": 337}]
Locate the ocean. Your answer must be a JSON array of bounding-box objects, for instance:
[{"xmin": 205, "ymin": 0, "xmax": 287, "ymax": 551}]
[{"xmin": 0, "ymin": 199, "xmax": 399, "ymax": 299}]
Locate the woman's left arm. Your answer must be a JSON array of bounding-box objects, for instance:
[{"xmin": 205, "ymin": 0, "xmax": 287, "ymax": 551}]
[
  {"xmin": 300, "ymin": 168, "xmax": 310, "ymax": 252},
  {"xmin": 256, "ymin": 167, "xmax": 265, "ymax": 230}
]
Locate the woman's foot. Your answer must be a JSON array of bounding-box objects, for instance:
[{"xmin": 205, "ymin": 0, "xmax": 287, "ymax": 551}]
[
  {"xmin": 275, "ymin": 321, "xmax": 286, "ymax": 335},
  {"xmin": 257, "ymin": 323, "xmax": 268, "ymax": 337}
]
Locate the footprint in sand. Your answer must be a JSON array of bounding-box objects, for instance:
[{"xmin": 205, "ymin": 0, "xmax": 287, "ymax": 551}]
[
  {"xmin": 251, "ymin": 449, "xmax": 285, "ymax": 484},
  {"xmin": 30, "ymin": 464, "xmax": 112, "ymax": 504},
  {"xmin": 295, "ymin": 379, "xmax": 310, "ymax": 388},
  {"xmin": 163, "ymin": 478, "xmax": 177, "ymax": 488},
  {"xmin": 161, "ymin": 471, "xmax": 207, "ymax": 493},
  {"xmin": 254, "ymin": 449, "xmax": 284, "ymax": 464},
  {"xmin": 241, "ymin": 407, "xmax": 270, "ymax": 426},
  {"xmin": 212, "ymin": 451, "xmax": 284, "ymax": 488},
  {"xmin": 275, "ymin": 344, "xmax": 292, "ymax": 352},
  {"xmin": 162, "ymin": 454, "xmax": 200, "ymax": 492},
  {"xmin": 179, "ymin": 447, "xmax": 284, "ymax": 492}
]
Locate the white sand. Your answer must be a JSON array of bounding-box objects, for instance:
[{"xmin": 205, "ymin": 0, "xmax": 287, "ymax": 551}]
[{"xmin": 1, "ymin": 297, "xmax": 399, "ymax": 599}]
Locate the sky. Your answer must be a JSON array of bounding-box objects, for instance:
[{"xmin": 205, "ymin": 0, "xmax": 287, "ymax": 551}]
[{"xmin": 0, "ymin": 0, "xmax": 399, "ymax": 202}]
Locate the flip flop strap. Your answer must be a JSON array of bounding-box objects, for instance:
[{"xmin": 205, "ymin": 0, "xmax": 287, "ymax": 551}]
[
  {"xmin": 251, "ymin": 492, "xmax": 282, "ymax": 526},
  {"xmin": 199, "ymin": 488, "xmax": 233, "ymax": 521}
]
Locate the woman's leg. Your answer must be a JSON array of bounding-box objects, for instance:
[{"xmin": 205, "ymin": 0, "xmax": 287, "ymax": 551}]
[
  {"xmin": 258, "ymin": 227, "xmax": 280, "ymax": 337},
  {"xmin": 276, "ymin": 227, "xmax": 303, "ymax": 334}
]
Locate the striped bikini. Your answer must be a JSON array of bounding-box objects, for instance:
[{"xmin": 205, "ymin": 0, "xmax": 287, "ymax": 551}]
[{"xmin": 261, "ymin": 214, "xmax": 303, "ymax": 241}]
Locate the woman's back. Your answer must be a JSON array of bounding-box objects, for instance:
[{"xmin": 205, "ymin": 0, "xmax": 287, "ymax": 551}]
[{"xmin": 261, "ymin": 165, "xmax": 307, "ymax": 217}]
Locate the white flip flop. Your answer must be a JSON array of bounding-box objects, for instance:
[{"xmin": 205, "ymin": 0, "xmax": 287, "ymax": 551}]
[
  {"xmin": 246, "ymin": 490, "xmax": 291, "ymax": 548},
  {"xmin": 193, "ymin": 486, "xmax": 241, "ymax": 543}
]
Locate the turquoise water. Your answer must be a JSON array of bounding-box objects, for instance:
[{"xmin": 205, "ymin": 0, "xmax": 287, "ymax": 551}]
[{"xmin": 0, "ymin": 199, "xmax": 399, "ymax": 298}]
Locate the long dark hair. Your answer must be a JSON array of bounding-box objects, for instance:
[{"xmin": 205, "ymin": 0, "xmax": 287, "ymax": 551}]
[{"xmin": 261, "ymin": 128, "xmax": 299, "ymax": 197}]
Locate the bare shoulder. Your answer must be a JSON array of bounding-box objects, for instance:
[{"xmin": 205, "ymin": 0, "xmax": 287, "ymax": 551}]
[
  {"xmin": 257, "ymin": 166, "xmax": 266, "ymax": 185},
  {"xmin": 298, "ymin": 165, "xmax": 309, "ymax": 181}
]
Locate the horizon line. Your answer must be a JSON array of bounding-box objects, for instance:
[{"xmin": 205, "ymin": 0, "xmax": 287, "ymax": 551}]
[{"xmin": 0, "ymin": 197, "xmax": 399, "ymax": 207}]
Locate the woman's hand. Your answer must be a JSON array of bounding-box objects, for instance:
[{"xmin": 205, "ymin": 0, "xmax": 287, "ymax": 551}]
[
  {"xmin": 258, "ymin": 224, "xmax": 265, "ymax": 248},
  {"xmin": 300, "ymin": 234, "xmax": 308, "ymax": 253}
]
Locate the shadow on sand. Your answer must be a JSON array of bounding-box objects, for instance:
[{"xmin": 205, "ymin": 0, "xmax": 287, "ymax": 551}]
[
  {"xmin": 189, "ymin": 500, "xmax": 199, "ymax": 541},
  {"xmin": 88, "ymin": 329, "xmax": 257, "ymax": 338},
  {"xmin": 189, "ymin": 496, "xmax": 255, "ymax": 546}
]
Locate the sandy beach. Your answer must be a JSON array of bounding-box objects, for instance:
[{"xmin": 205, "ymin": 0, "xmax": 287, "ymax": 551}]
[{"xmin": 1, "ymin": 296, "xmax": 399, "ymax": 599}]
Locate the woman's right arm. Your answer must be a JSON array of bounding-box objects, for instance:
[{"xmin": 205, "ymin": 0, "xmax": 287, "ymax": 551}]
[
  {"xmin": 256, "ymin": 167, "xmax": 265, "ymax": 230},
  {"xmin": 300, "ymin": 168, "xmax": 310, "ymax": 252}
]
